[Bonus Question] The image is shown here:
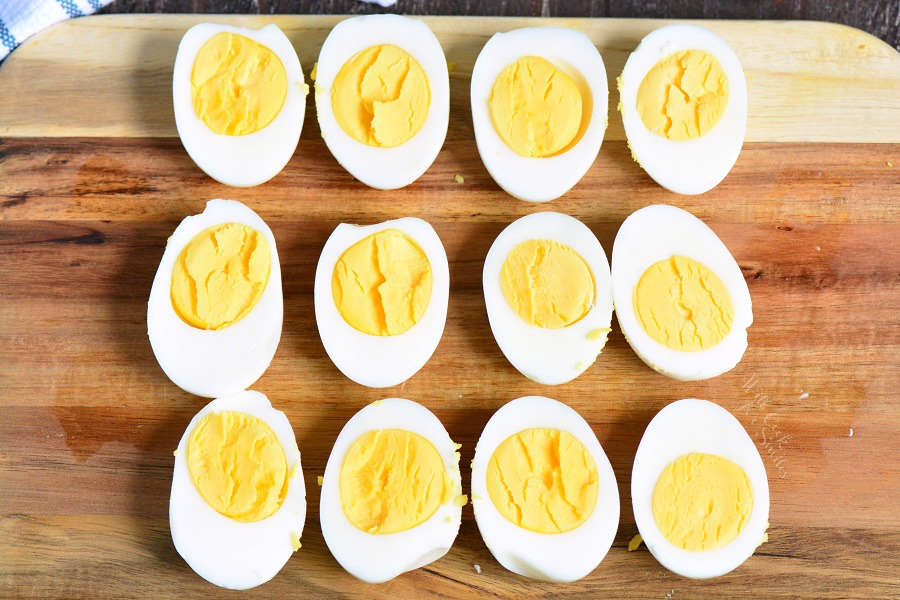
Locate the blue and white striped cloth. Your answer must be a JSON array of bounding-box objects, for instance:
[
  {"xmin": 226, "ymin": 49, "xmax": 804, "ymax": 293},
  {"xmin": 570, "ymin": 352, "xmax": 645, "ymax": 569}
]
[{"xmin": 0, "ymin": 0, "xmax": 112, "ymax": 61}]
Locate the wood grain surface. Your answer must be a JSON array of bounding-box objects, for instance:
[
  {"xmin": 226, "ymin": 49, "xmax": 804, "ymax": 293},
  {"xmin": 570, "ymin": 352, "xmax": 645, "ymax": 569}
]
[
  {"xmin": 1, "ymin": 14, "xmax": 900, "ymax": 600},
  {"xmin": 99, "ymin": 0, "xmax": 900, "ymax": 53}
]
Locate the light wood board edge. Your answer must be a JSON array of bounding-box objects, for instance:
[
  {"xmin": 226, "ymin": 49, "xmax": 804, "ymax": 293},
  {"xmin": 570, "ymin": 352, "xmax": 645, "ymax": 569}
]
[{"xmin": 0, "ymin": 15, "xmax": 898, "ymax": 141}]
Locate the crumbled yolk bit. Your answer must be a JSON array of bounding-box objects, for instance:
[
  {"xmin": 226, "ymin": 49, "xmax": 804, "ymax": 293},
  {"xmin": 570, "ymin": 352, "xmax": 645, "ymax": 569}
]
[
  {"xmin": 331, "ymin": 229, "xmax": 432, "ymax": 336},
  {"xmin": 587, "ymin": 327, "xmax": 610, "ymax": 341},
  {"xmin": 191, "ymin": 32, "xmax": 287, "ymax": 136},
  {"xmin": 486, "ymin": 428, "xmax": 598, "ymax": 534},
  {"xmin": 633, "ymin": 255, "xmax": 733, "ymax": 351},
  {"xmin": 290, "ymin": 531, "xmax": 302, "ymax": 552},
  {"xmin": 489, "ymin": 56, "xmax": 585, "ymax": 157},
  {"xmin": 652, "ymin": 453, "xmax": 753, "ymax": 551},
  {"xmin": 331, "ymin": 44, "xmax": 430, "ymax": 148},
  {"xmin": 501, "ymin": 240, "xmax": 595, "ymax": 329},
  {"xmin": 171, "ymin": 223, "xmax": 271, "ymax": 330},
  {"xmin": 453, "ymin": 494, "xmax": 468, "ymax": 507},
  {"xmin": 628, "ymin": 533, "xmax": 644, "ymax": 551},
  {"xmin": 340, "ymin": 429, "xmax": 452, "ymax": 534},
  {"xmin": 186, "ymin": 411, "xmax": 288, "ymax": 522},
  {"xmin": 637, "ymin": 49, "xmax": 729, "ymax": 141},
  {"xmin": 316, "ymin": 475, "xmax": 324, "ymax": 486}
]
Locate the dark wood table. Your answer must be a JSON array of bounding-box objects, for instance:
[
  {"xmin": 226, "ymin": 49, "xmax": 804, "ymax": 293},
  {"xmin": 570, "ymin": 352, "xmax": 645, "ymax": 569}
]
[{"xmin": 102, "ymin": 0, "xmax": 899, "ymax": 51}]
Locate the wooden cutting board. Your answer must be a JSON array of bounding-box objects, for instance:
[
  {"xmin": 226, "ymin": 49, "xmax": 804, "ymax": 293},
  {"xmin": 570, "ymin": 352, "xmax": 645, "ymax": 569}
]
[{"xmin": 1, "ymin": 14, "xmax": 898, "ymax": 599}]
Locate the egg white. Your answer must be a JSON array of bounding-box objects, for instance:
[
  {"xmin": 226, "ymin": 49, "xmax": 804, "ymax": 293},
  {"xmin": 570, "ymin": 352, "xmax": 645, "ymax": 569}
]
[
  {"xmin": 173, "ymin": 23, "xmax": 306, "ymax": 187},
  {"xmin": 470, "ymin": 27, "xmax": 609, "ymax": 202},
  {"xmin": 483, "ymin": 212, "xmax": 613, "ymax": 385},
  {"xmin": 618, "ymin": 24, "xmax": 747, "ymax": 195},
  {"xmin": 471, "ymin": 396, "xmax": 619, "ymax": 582},
  {"xmin": 314, "ymin": 15, "xmax": 449, "ymax": 189},
  {"xmin": 611, "ymin": 204, "xmax": 751, "ymax": 380},
  {"xmin": 319, "ymin": 398, "xmax": 463, "ymax": 583},
  {"xmin": 170, "ymin": 390, "xmax": 306, "ymax": 590},
  {"xmin": 147, "ymin": 199, "xmax": 283, "ymax": 397},
  {"xmin": 631, "ymin": 398, "xmax": 770, "ymax": 578},
  {"xmin": 314, "ymin": 217, "xmax": 449, "ymax": 388}
]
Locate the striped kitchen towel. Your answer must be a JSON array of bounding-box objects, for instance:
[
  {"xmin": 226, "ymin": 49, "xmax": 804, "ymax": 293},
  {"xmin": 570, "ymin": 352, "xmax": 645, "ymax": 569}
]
[{"xmin": 0, "ymin": 0, "xmax": 112, "ymax": 62}]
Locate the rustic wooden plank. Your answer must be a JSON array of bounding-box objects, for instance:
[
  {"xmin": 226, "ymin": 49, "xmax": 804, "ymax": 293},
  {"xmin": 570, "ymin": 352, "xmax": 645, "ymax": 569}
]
[
  {"xmin": 1, "ymin": 16, "xmax": 899, "ymax": 140},
  {"xmin": 96, "ymin": 0, "xmax": 900, "ymax": 52},
  {"xmin": 2, "ymin": 516, "xmax": 899, "ymax": 599},
  {"xmin": 1, "ymin": 139, "xmax": 899, "ymax": 224},
  {"xmin": 1, "ymin": 12, "xmax": 899, "ymax": 600}
]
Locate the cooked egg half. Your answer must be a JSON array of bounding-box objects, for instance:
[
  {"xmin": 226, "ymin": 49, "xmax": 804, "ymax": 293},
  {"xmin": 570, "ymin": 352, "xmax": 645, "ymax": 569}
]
[
  {"xmin": 472, "ymin": 396, "xmax": 619, "ymax": 582},
  {"xmin": 632, "ymin": 398, "xmax": 769, "ymax": 578},
  {"xmin": 611, "ymin": 204, "xmax": 751, "ymax": 380},
  {"xmin": 147, "ymin": 199, "xmax": 282, "ymax": 397},
  {"xmin": 483, "ymin": 212, "xmax": 613, "ymax": 385},
  {"xmin": 173, "ymin": 24, "xmax": 306, "ymax": 187},
  {"xmin": 314, "ymin": 218, "xmax": 449, "ymax": 387},
  {"xmin": 320, "ymin": 398, "xmax": 463, "ymax": 583},
  {"xmin": 471, "ymin": 27, "xmax": 608, "ymax": 202},
  {"xmin": 314, "ymin": 15, "xmax": 449, "ymax": 189},
  {"xmin": 170, "ymin": 390, "xmax": 306, "ymax": 589},
  {"xmin": 618, "ymin": 24, "xmax": 747, "ymax": 194}
]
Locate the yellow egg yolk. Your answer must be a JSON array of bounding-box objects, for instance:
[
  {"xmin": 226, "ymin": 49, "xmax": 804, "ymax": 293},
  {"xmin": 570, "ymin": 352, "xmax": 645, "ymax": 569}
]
[
  {"xmin": 652, "ymin": 452, "xmax": 753, "ymax": 551},
  {"xmin": 633, "ymin": 255, "xmax": 733, "ymax": 351},
  {"xmin": 339, "ymin": 429, "xmax": 453, "ymax": 534},
  {"xmin": 500, "ymin": 239, "xmax": 595, "ymax": 329},
  {"xmin": 488, "ymin": 56, "xmax": 585, "ymax": 157},
  {"xmin": 331, "ymin": 228, "xmax": 432, "ymax": 336},
  {"xmin": 190, "ymin": 32, "xmax": 288, "ymax": 136},
  {"xmin": 331, "ymin": 44, "xmax": 430, "ymax": 148},
  {"xmin": 636, "ymin": 49, "xmax": 729, "ymax": 141},
  {"xmin": 186, "ymin": 410, "xmax": 288, "ymax": 522},
  {"xmin": 171, "ymin": 223, "xmax": 271, "ymax": 330},
  {"xmin": 486, "ymin": 428, "xmax": 599, "ymax": 534}
]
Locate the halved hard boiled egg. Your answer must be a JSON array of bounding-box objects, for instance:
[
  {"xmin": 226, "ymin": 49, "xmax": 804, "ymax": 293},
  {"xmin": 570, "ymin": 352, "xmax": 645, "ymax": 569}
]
[
  {"xmin": 170, "ymin": 390, "xmax": 306, "ymax": 589},
  {"xmin": 483, "ymin": 212, "xmax": 613, "ymax": 385},
  {"xmin": 471, "ymin": 396, "xmax": 619, "ymax": 582},
  {"xmin": 173, "ymin": 24, "xmax": 306, "ymax": 187},
  {"xmin": 314, "ymin": 15, "xmax": 449, "ymax": 189},
  {"xmin": 632, "ymin": 398, "xmax": 769, "ymax": 578},
  {"xmin": 618, "ymin": 24, "xmax": 747, "ymax": 194},
  {"xmin": 320, "ymin": 398, "xmax": 464, "ymax": 583},
  {"xmin": 611, "ymin": 204, "xmax": 751, "ymax": 380},
  {"xmin": 147, "ymin": 199, "xmax": 282, "ymax": 397},
  {"xmin": 314, "ymin": 218, "xmax": 449, "ymax": 387},
  {"xmin": 471, "ymin": 27, "xmax": 608, "ymax": 202}
]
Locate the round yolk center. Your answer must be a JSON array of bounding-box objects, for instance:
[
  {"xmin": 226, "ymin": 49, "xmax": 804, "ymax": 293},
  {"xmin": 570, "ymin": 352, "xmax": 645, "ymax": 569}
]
[
  {"xmin": 486, "ymin": 428, "xmax": 599, "ymax": 534},
  {"xmin": 636, "ymin": 49, "xmax": 729, "ymax": 141},
  {"xmin": 500, "ymin": 239, "xmax": 595, "ymax": 329},
  {"xmin": 331, "ymin": 228, "xmax": 433, "ymax": 336},
  {"xmin": 633, "ymin": 255, "xmax": 733, "ymax": 351},
  {"xmin": 331, "ymin": 44, "xmax": 431, "ymax": 148},
  {"xmin": 339, "ymin": 429, "xmax": 453, "ymax": 534},
  {"xmin": 652, "ymin": 452, "xmax": 753, "ymax": 551},
  {"xmin": 170, "ymin": 223, "xmax": 271, "ymax": 330},
  {"xmin": 488, "ymin": 56, "xmax": 585, "ymax": 157},
  {"xmin": 190, "ymin": 32, "xmax": 288, "ymax": 136},
  {"xmin": 186, "ymin": 410, "xmax": 288, "ymax": 522}
]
